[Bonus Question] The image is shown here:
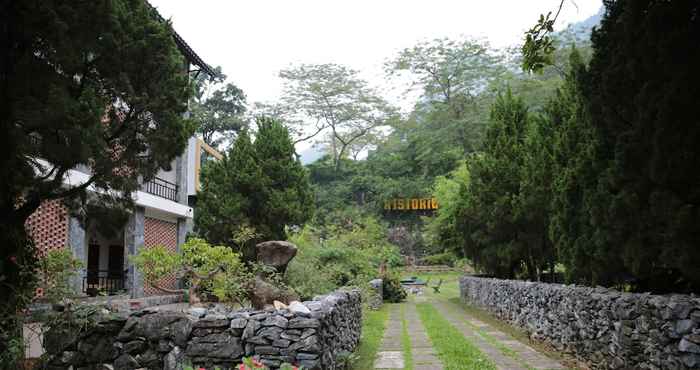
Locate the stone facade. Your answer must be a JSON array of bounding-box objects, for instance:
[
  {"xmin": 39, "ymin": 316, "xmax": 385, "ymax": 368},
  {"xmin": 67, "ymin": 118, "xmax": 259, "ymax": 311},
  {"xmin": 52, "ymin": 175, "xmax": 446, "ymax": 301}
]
[
  {"xmin": 459, "ymin": 276, "xmax": 700, "ymax": 369},
  {"xmin": 44, "ymin": 289, "xmax": 362, "ymax": 370}
]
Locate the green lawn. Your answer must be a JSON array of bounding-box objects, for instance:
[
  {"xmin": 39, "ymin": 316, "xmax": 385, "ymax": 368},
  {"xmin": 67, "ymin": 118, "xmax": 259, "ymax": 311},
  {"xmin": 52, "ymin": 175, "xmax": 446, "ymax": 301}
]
[
  {"xmin": 350, "ymin": 305, "xmax": 389, "ymax": 370},
  {"xmin": 416, "ymin": 303, "xmax": 496, "ymax": 370}
]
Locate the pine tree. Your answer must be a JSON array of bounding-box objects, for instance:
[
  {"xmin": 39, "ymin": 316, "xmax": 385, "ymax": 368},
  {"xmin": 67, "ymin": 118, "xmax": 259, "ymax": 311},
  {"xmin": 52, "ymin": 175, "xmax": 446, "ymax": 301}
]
[{"xmin": 195, "ymin": 118, "xmax": 313, "ymax": 260}]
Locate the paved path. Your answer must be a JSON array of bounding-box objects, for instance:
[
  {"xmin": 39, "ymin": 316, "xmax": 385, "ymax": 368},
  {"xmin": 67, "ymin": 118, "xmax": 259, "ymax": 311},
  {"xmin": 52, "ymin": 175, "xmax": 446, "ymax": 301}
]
[
  {"xmin": 432, "ymin": 300, "xmax": 565, "ymax": 370},
  {"xmin": 405, "ymin": 303, "xmax": 444, "ymax": 370},
  {"xmin": 372, "ymin": 283, "xmax": 565, "ymax": 370},
  {"xmin": 375, "ymin": 304, "xmax": 405, "ymax": 369}
]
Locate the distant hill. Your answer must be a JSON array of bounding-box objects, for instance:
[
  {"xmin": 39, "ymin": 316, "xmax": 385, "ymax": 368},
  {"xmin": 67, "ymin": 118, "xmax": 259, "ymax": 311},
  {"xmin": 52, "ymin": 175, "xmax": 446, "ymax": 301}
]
[{"xmin": 557, "ymin": 5, "xmax": 604, "ymax": 44}]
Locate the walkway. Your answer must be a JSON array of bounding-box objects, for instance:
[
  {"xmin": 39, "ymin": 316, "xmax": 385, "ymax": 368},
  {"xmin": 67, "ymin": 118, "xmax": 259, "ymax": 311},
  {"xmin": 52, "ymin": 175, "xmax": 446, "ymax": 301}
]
[{"xmin": 371, "ymin": 279, "xmax": 566, "ymax": 370}]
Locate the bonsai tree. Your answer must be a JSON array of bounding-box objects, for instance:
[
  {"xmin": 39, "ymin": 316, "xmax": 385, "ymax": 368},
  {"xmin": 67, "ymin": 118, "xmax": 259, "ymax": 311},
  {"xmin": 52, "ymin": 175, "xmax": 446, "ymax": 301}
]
[{"xmin": 131, "ymin": 238, "xmax": 248, "ymax": 306}]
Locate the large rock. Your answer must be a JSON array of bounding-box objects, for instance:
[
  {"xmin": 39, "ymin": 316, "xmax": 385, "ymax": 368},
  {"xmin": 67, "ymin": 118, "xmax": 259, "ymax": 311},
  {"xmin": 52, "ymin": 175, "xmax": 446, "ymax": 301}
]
[
  {"xmin": 249, "ymin": 276, "xmax": 300, "ymax": 310},
  {"xmin": 256, "ymin": 241, "xmax": 298, "ymax": 273}
]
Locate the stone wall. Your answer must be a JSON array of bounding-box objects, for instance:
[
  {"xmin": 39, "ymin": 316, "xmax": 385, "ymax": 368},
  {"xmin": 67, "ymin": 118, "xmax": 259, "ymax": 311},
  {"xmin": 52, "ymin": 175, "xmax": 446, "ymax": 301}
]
[
  {"xmin": 44, "ymin": 289, "xmax": 361, "ymax": 370},
  {"xmin": 459, "ymin": 276, "xmax": 700, "ymax": 369}
]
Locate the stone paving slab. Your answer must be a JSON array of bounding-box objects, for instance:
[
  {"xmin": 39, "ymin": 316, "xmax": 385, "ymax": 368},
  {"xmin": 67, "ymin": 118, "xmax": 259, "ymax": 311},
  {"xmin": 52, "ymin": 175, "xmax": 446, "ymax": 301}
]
[
  {"xmin": 405, "ymin": 303, "xmax": 444, "ymax": 370},
  {"xmin": 376, "ymin": 305, "xmax": 405, "ymax": 369},
  {"xmin": 433, "ymin": 301, "xmax": 565, "ymax": 370}
]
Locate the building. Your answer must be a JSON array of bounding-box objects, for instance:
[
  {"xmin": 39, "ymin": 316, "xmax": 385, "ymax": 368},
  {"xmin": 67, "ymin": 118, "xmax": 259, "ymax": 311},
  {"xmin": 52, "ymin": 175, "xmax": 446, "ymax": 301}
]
[{"xmin": 25, "ymin": 8, "xmax": 222, "ymax": 300}]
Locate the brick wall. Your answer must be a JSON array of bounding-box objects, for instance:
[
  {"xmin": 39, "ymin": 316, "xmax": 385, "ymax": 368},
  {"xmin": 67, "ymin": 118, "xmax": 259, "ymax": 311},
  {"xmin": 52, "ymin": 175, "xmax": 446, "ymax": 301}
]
[
  {"xmin": 25, "ymin": 200, "xmax": 68, "ymax": 257},
  {"xmin": 143, "ymin": 217, "xmax": 178, "ymax": 295}
]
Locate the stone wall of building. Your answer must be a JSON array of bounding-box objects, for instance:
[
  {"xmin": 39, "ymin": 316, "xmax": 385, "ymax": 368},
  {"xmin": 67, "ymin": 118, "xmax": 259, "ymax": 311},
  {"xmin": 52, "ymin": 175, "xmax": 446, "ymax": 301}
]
[
  {"xmin": 44, "ymin": 289, "xmax": 362, "ymax": 370},
  {"xmin": 459, "ymin": 276, "xmax": 700, "ymax": 369}
]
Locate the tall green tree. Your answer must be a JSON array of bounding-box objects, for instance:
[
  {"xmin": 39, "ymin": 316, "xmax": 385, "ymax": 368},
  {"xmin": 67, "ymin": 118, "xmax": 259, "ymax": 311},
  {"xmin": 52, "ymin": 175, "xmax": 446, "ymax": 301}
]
[
  {"xmin": 0, "ymin": 0, "xmax": 195, "ymax": 362},
  {"xmin": 195, "ymin": 118, "xmax": 313, "ymax": 259},
  {"xmin": 386, "ymin": 37, "xmax": 504, "ymax": 154},
  {"xmin": 274, "ymin": 63, "xmax": 397, "ymax": 172},
  {"xmin": 467, "ymin": 90, "xmax": 533, "ymax": 278},
  {"xmin": 570, "ymin": 0, "xmax": 700, "ymax": 291},
  {"xmin": 191, "ymin": 68, "xmax": 247, "ymax": 150}
]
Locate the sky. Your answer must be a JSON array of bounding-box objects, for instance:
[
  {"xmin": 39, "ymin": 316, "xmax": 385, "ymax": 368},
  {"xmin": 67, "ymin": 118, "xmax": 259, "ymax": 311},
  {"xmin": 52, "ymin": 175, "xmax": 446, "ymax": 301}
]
[{"xmin": 149, "ymin": 0, "xmax": 602, "ymax": 155}]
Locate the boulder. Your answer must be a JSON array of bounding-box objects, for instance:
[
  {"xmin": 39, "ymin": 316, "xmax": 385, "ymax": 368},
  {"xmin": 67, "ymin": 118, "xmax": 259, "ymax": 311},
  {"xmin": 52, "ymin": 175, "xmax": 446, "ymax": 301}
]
[
  {"xmin": 249, "ymin": 276, "xmax": 299, "ymax": 310},
  {"xmin": 256, "ymin": 241, "xmax": 298, "ymax": 273}
]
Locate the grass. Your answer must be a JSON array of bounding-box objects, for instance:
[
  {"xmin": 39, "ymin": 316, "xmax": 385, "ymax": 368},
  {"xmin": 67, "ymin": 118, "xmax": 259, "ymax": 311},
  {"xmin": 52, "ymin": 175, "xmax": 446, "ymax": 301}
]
[
  {"xmin": 416, "ymin": 302, "xmax": 497, "ymax": 370},
  {"xmin": 440, "ymin": 300, "xmax": 529, "ymax": 369},
  {"xmin": 400, "ymin": 304, "xmax": 414, "ymax": 370},
  {"xmin": 449, "ymin": 298, "xmax": 581, "ymax": 370},
  {"xmin": 350, "ymin": 305, "xmax": 390, "ymax": 370}
]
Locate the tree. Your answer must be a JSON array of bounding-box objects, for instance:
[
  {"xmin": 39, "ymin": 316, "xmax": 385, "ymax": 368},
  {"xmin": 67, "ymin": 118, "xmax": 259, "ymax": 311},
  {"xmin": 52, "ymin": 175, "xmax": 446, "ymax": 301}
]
[
  {"xmin": 0, "ymin": 1, "xmax": 195, "ymax": 361},
  {"xmin": 131, "ymin": 238, "xmax": 247, "ymax": 306},
  {"xmin": 191, "ymin": 68, "xmax": 248, "ymax": 150},
  {"xmin": 195, "ymin": 117, "xmax": 313, "ymax": 260},
  {"xmin": 275, "ymin": 63, "xmax": 397, "ymax": 172},
  {"xmin": 566, "ymin": 0, "xmax": 700, "ymax": 291},
  {"xmin": 386, "ymin": 38, "xmax": 504, "ymax": 154},
  {"xmin": 466, "ymin": 90, "xmax": 534, "ymax": 278}
]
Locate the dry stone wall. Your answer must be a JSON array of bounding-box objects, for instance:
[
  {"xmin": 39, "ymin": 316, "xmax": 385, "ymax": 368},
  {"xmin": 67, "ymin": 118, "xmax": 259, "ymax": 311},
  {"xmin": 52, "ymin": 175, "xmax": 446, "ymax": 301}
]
[
  {"xmin": 44, "ymin": 289, "xmax": 362, "ymax": 370},
  {"xmin": 459, "ymin": 276, "xmax": 700, "ymax": 369}
]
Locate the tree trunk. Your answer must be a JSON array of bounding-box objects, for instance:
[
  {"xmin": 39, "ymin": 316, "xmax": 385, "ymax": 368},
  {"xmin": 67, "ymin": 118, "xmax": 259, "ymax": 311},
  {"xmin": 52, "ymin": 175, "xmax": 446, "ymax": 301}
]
[{"xmin": 0, "ymin": 213, "xmax": 39, "ymax": 367}]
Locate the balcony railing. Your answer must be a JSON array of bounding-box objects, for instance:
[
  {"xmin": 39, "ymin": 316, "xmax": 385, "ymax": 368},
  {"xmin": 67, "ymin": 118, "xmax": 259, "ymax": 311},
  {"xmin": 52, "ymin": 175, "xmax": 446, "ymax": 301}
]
[
  {"xmin": 143, "ymin": 176, "xmax": 179, "ymax": 202},
  {"xmin": 83, "ymin": 269, "xmax": 127, "ymax": 296}
]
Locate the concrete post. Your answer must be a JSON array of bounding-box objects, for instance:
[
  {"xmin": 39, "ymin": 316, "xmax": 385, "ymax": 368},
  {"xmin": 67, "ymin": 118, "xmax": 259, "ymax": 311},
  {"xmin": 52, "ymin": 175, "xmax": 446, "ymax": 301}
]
[
  {"xmin": 124, "ymin": 207, "xmax": 145, "ymax": 298},
  {"xmin": 67, "ymin": 217, "xmax": 86, "ymax": 294}
]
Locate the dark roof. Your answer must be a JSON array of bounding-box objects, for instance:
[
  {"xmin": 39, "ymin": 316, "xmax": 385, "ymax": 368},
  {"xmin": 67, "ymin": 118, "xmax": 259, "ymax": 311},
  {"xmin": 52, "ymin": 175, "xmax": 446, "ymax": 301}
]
[{"xmin": 148, "ymin": 2, "xmax": 220, "ymax": 79}]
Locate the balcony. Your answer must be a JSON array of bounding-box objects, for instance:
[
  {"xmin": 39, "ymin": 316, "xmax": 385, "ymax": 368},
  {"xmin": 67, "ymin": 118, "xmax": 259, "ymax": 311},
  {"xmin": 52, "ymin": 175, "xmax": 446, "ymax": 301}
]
[
  {"xmin": 143, "ymin": 176, "xmax": 179, "ymax": 202},
  {"xmin": 83, "ymin": 269, "xmax": 128, "ymax": 296}
]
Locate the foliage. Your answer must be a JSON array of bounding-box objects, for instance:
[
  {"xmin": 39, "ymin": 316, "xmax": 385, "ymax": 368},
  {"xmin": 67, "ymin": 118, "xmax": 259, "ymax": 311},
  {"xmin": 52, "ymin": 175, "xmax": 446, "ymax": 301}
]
[
  {"xmin": 273, "ymin": 63, "xmax": 398, "ymax": 172},
  {"xmin": 286, "ymin": 218, "xmax": 400, "ymax": 300},
  {"xmin": 421, "ymin": 252, "xmax": 458, "ymax": 266},
  {"xmin": 191, "ymin": 67, "xmax": 248, "ymax": 150},
  {"xmin": 381, "ymin": 273, "xmax": 406, "ymax": 303},
  {"xmin": 195, "ymin": 117, "xmax": 313, "ymax": 259},
  {"xmin": 1, "ymin": 1, "xmax": 200, "ymax": 361},
  {"xmin": 37, "ymin": 249, "xmax": 84, "ymax": 303},
  {"xmin": 131, "ymin": 238, "xmax": 247, "ymax": 305}
]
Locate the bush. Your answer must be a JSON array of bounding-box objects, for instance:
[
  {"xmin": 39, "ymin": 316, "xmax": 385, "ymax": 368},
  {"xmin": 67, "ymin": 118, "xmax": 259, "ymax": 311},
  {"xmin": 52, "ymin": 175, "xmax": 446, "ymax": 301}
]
[
  {"xmin": 381, "ymin": 273, "xmax": 406, "ymax": 303},
  {"xmin": 37, "ymin": 249, "xmax": 83, "ymax": 303},
  {"xmin": 131, "ymin": 238, "xmax": 247, "ymax": 305},
  {"xmin": 421, "ymin": 251, "xmax": 458, "ymax": 266}
]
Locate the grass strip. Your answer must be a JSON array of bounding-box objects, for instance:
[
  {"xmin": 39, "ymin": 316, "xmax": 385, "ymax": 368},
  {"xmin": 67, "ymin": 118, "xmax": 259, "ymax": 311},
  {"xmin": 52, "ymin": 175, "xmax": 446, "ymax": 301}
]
[
  {"xmin": 350, "ymin": 305, "xmax": 390, "ymax": 370},
  {"xmin": 440, "ymin": 301, "xmax": 532, "ymax": 369},
  {"xmin": 416, "ymin": 303, "xmax": 497, "ymax": 370},
  {"xmin": 449, "ymin": 298, "xmax": 579, "ymax": 370},
  {"xmin": 400, "ymin": 304, "xmax": 414, "ymax": 370}
]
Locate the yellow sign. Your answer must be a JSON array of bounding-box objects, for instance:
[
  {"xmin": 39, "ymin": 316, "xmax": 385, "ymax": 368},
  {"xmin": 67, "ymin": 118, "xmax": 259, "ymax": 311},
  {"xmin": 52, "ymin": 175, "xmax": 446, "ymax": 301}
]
[{"xmin": 384, "ymin": 198, "xmax": 438, "ymax": 211}]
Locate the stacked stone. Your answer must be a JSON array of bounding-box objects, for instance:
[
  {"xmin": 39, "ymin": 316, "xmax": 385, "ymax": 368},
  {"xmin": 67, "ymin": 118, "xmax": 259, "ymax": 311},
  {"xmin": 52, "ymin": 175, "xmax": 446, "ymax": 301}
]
[
  {"xmin": 459, "ymin": 276, "xmax": 700, "ymax": 369},
  {"xmin": 44, "ymin": 289, "xmax": 362, "ymax": 370},
  {"xmin": 367, "ymin": 279, "xmax": 383, "ymax": 310}
]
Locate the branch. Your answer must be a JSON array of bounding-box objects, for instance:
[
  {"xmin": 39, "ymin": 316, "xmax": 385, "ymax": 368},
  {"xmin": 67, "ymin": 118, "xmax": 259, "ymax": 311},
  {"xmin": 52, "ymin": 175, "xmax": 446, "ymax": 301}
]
[{"xmin": 149, "ymin": 282, "xmax": 186, "ymax": 295}]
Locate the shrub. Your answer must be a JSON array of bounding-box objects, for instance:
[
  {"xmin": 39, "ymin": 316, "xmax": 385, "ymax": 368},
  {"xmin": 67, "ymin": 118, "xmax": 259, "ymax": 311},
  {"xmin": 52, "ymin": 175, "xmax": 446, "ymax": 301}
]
[
  {"xmin": 37, "ymin": 249, "xmax": 83, "ymax": 303},
  {"xmin": 131, "ymin": 238, "xmax": 247, "ymax": 305},
  {"xmin": 421, "ymin": 251, "xmax": 457, "ymax": 266},
  {"xmin": 381, "ymin": 273, "xmax": 406, "ymax": 303}
]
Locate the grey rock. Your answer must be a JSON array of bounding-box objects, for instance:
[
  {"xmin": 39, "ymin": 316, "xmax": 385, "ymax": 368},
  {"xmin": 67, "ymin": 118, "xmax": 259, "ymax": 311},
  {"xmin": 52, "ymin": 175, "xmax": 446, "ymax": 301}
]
[
  {"xmin": 288, "ymin": 301, "xmax": 311, "ymax": 316},
  {"xmin": 256, "ymin": 240, "xmax": 298, "ymax": 273},
  {"xmin": 230, "ymin": 317, "xmax": 248, "ymax": 329},
  {"xmin": 680, "ymin": 338, "xmax": 700, "ymax": 353},
  {"xmin": 186, "ymin": 307, "xmax": 207, "ymax": 318},
  {"xmin": 262, "ymin": 315, "xmax": 288, "ymax": 328},
  {"xmin": 114, "ymin": 354, "xmax": 139, "ymax": 369},
  {"xmin": 163, "ymin": 346, "xmax": 184, "ymax": 370},
  {"xmin": 288, "ymin": 318, "xmax": 320, "ymax": 329}
]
